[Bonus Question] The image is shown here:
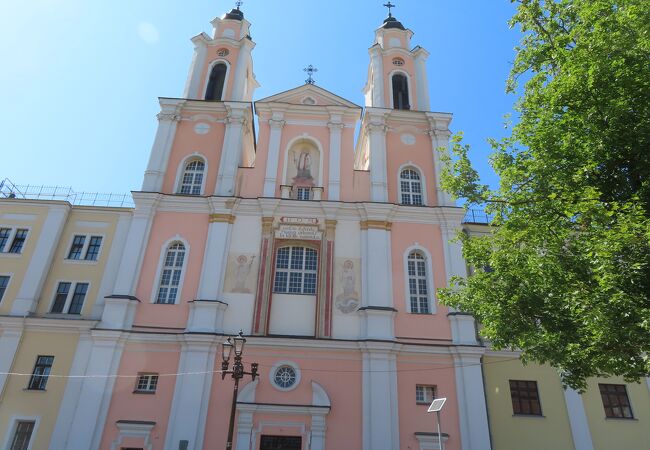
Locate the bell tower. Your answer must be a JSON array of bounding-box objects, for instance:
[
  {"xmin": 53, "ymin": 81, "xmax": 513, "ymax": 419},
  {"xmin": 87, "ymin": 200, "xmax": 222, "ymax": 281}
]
[
  {"xmin": 183, "ymin": 2, "xmax": 260, "ymax": 101},
  {"xmin": 363, "ymin": 3, "xmax": 430, "ymax": 111}
]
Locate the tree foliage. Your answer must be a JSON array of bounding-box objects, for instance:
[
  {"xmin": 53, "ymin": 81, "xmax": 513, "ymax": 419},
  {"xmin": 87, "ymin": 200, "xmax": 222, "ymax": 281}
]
[{"xmin": 438, "ymin": 0, "xmax": 650, "ymax": 390}]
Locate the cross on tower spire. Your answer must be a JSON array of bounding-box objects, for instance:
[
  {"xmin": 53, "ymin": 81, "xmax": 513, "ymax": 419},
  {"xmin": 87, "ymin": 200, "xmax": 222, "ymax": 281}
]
[
  {"xmin": 383, "ymin": 2, "xmax": 395, "ymax": 18},
  {"xmin": 304, "ymin": 64, "xmax": 318, "ymax": 85},
  {"xmin": 235, "ymin": 0, "xmax": 243, "ymax": 10}
]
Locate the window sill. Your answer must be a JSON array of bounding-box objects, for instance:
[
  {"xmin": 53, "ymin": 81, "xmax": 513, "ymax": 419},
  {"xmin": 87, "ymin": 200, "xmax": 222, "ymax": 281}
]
[
  {"xmin": 63, "ymin": 259, "xmax": 99, "ymax": 265},
  {"xmin": 45, "ymin": 313, "xmax": 84, "ymax": 319},
  {"xmin": 153, "ymin": 302, "xmax": 178, "ymax": 306},
  {"xmin": 604, "ymin": 417, "xmax": 637, "ymax": 421},
  {"xmin": 0, "ymin": 253, "xmax": 22, "ymax": 258},
  {"xmin": 512, "ymin": 414, "xmax": 545, "ymax": 418},
  {"xmin": 133, "ymin": 390, "xmax": 156, "ymax": 395},
  {"xmin": 23, "ymin": 388, "xmax": 46, "ymax": 392},
  {"xmin": 408, "ymin": 311, "xmax": 436, "ymax": 315},
  {"xmin": 272, "ymin": 291, "xmax": 317, "ymax": 296}
]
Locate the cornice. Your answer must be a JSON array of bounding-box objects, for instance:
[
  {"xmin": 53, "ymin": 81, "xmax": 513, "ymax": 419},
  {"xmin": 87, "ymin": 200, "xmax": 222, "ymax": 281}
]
[{"xmin": 0, "ymin": 316, "xmax": 98, "ymax": 333}]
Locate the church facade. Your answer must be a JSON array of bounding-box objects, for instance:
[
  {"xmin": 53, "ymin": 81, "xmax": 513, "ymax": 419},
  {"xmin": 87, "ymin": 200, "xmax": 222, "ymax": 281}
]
[{"xmin": 0, "ymin": 4, "xmax": 648, "ymax": 450}]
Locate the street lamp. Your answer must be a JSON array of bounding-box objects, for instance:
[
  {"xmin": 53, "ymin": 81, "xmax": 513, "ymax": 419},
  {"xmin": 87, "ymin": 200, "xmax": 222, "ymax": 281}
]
[
  {"xmin": 221, "ymin": 330, "xmax": 259, "ymax": 450},
  {"xmin": 427, "ymin": 397, "xmax": 447, "ymax": 450}
]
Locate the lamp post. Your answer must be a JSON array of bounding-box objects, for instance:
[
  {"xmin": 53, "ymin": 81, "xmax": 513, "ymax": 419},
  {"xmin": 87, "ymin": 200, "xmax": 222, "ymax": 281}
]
[
  {"xmin": 221, "ymin": 330, "xmax": 258, "ymax": 450},
  {"xmin": 427, "ymin": 397, "xmax": 447, "ymax": 450}
]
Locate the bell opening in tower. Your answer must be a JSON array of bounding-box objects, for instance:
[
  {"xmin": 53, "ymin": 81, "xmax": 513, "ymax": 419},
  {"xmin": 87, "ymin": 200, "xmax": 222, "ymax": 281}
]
[{"xmin": 392, "ymin": 73, "xmax": 410, "ymax": 110}]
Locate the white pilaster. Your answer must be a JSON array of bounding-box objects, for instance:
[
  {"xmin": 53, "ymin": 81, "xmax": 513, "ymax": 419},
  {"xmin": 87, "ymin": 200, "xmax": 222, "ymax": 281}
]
[
  {"xmin": 362, "ymin": 346, "xmax": 399, "ymax": 450},
  {"xmin": 164, "ymin": 339, "xmax": 216, "ymax": 450},
  {"xmin": 0, "ymin": 325, "xmax": 22, "ymax": 399},
  {"xmin": 231, "ymin": 39, "xmax": 255, "ymax": 101},
  {"xmin": 366, "ymin": 112, "xmax": 388, "ymax": 202},
  {"xmin": 197, "ymin": 207, "xmax": 234, "ymax": 300},
  {"xmin": 451, "ymin": 349, "xmax": 492, "ymax": 450},
  {"xmin": 426, "ymin": 113, "xmax": 455, "ymax": 207},
  {"xmin": 92, "ymin": 213, "xmax": 132, "ymax": 319},
  {"xmin": 263, "ymin": 115, "xmax": 285, "ymax": 197},
  {"xmin": 414, "ymin": 48, "xmax": 431, "ymax": 112},
  {"xmin": 63, "ymin": 331, "xmax": 125, "ymax": 450},
  {"xmin": 141, "ymin": 100, "xmax": 182, "ymax": 192},
  {"xmin": 216, "ymin": 104, "xmax": 248, "ymax": 196},
  {"xmin": 11, "ymin": 204, "xmax": 69, "ymax": 316},
  {"xmin": 183, "ymin": 36, "xmax": 209, "ymax": 99},
  {"xmin": 563, "ymin": 388, "xmax": 594, "ymax": 450},
  {"xmin": 367, "ymin": 46, "xmax": 386, "ymax": 108},
  {"xmin": 112, "ymin": 194, "xmax": 159, "ymax": 296},
  {"xmin": 327, "ymin": 117, "xmax": 344, "ymax": 201},
  {"xmin": 235, "ymin": 411, "xmax": 254, "ymax": 450}
]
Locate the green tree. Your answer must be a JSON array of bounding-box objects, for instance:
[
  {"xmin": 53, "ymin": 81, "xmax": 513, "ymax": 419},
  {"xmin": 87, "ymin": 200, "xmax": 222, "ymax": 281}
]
[{"xmin": 438, "ymin": 0, "xmax": 650, "ymax": 391}]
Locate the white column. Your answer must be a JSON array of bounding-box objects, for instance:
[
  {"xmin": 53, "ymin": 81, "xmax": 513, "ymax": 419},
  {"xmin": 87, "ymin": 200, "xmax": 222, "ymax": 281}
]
[
  {"xmin": 63, "ymin": 331, "xmax": 125, "ymax": 450},
  {"xmin": 216, "ymin": 104, "xmax": 247, "ymax": 196},
  {"xmin": 112, "ymin": 195, "xmax": 159, "ymax": 296},
  {"xmin": 0, "ymin": 325, "xmax": 22, "ymax": 399},
  {"xmin": 366, "ymin": 115, "xmax": 388, "ymax": 202},
  {"xmin": 362, "ymin": 347, "xmax": 399, "ymax": 450},
  {"xmin": 263, "ymin": 116, "xmax": 285, "ymax": 197},
  {"xmin": 164, "ymin": 339, "xmax": 216, "ymax": 450},
  {"xmin": 231, "ymin": 39, "xmax": 255, "ymax": 101},
  {"xmin": 183, "ymin": 37, "xmax": 208, "ymax": 99},
  {"xmin": 327, "ymin": 119, "xmax": 344, "ymax": 200},
  {"xmin": 141, "ymin": 101, "xmax": 182, "ymax": 192},
  {"xmin": 414, "ymin": 49, "xmax": 431, "ymax": 112},
  {"xmin": 91, "ymin": 213, "xmax": 132, "ymax": 319},
  {"xmin": 563, "ymin": 388, "xmax": 594, "ymax": 450},
  {"xmin": 11, "ymin": 204, "xmax": 69, "ymax": 316},
  {"xmin": 452, "ymin": 350, "xmax": 492, "ymax": 450},
  {"xmin": 196, "ymin": 211, "xmax": 233, "ymax": 300}
]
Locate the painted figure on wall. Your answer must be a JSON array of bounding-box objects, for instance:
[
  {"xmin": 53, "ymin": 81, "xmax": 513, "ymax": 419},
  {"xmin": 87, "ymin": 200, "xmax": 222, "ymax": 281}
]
[
  {"xmin": 336, "ymin": 259, "xmax": 359, "ymax": 313},
  {"xmin": 234, "ymin": 254, "xmax": 255, "ymax": 293},
  {"xmin": 286, "ymin": 140, "xmax": 319, "ymax": 188},
  {"xmin": 294, "ymin": 150, "xmax": 313, "ymax": 179}
]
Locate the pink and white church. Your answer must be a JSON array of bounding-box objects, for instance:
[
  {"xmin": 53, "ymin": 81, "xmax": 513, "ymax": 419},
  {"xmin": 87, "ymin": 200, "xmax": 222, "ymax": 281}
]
[{"xmin": 52, "ymin": 4, "xmax": 492, "ymax": 450}]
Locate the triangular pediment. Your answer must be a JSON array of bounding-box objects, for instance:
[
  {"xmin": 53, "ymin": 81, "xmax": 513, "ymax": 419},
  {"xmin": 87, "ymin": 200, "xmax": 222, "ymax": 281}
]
[{"xmin": 256, "ymin": 84, "xmax": 361, "ymax": 109}]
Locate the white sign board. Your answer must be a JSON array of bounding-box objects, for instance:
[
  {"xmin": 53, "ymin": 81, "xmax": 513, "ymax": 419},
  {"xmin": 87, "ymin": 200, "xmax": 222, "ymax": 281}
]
[
  {"xmin": 275, "ymin": 225, "xmax": 322, "ymax": 240},
  {"xmin": 427, "ymin": 397, "xmax": 447, "ymax": 413}
]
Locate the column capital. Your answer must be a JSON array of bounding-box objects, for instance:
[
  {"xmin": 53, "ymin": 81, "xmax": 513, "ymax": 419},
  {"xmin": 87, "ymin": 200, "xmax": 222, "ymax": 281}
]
[
  {"xmin": 156, "ymin": 112, "xmax": 181, "ymax": 122},
  {"xmin": 360, "ymin": 220, "xmax": 392, "ymax": 231},
  {"xmin": 327, "ymin": 122, "xmax": 345, "ymax": 131},
  {"xmin": 209, "ymin": 213, "xmax": 236, "ymax": 224},
  {"xmin": 269, "ymin": 118, "xmax": 286, "ymax": 129}
]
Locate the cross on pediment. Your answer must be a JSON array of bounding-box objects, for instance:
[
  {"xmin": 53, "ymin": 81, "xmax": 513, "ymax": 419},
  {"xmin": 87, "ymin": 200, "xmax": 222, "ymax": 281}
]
[{"xmin": 304, "ymin": 65, "xmax": 318, "ymax": 85}]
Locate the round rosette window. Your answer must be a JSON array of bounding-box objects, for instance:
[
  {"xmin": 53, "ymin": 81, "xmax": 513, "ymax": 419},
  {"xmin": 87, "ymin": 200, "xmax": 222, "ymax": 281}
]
[{"xmin": 270, "ymin": 362, "xmax": 301, "ymax": 391}]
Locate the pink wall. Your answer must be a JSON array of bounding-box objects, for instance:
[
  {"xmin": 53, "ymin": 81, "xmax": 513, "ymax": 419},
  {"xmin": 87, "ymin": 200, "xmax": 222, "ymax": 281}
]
[
  {"xmin": 134, "ymin": 212, "xmax": 209, "ymax": 328},
  {"xmin": 99, "ymin": 343, "xmax": 181, "ymax": 450},
  {"xmin": 391, "ymin": 222, "xmax": 453, "ymax": 340}
]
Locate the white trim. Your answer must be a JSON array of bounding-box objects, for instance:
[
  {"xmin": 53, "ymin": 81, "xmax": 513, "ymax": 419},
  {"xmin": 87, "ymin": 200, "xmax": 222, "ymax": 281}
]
[
  {"xmin": 403, "ymin": 245, "xmax": 437, "ymax": 314},
  {"xmin": 47, "ymin": 280, "xmax": 92, "ymax": 315},
  {"xmin": 150, "ymin": 236, "xmax": 190, "ymax": 304},
  {"xmin": 110, "ymin": 421, "xmax": 154, "ymax": 450},
  {"xmin": 388, "ymin": 69, "xmax": 414, "ymax": 110},
  {"xmin": 202, "ymin": 58, "xmax": 231, "ymax": 101},
  {"xmin": 173, "ymin": 153, "xmax": 209, "ymax": 195},
  {"xmin": 280, "ymin": 134, "xmax": 325, "ymax": 189},
  {"xmin": 2, "ymin": 415, "xmax": 41, "ymax": 450},
  {"xmin": 62, "ymin": 233, "xmax": 106, "ymax": 263},
  {"xmin": 269, "ymin": 360, "xmax": 301, "ymax": 392},
  {"xmin": 397, "ymin": 163, "xmax": 428, "ymax": 206}
]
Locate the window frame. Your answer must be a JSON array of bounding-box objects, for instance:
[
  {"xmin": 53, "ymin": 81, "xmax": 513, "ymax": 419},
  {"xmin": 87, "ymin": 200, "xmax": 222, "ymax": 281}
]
[
  {"xmin": 176, "ymin": 157, "xmax": 207, "ymax": 196},
  {"xmin": 0, "ymin": 227, "xmax": 30, "ymax": 255},
  {"xmin": 272, "ymin": 245, "xmax": 319, "ymax": 295},
  {"xmin": 416, "ymin": 384, "xmax": 437, "ymax": 405},
  {"xmin": 2, "ymin": 416, "xmax": 40, "ymax": 450},
  {"xmin": 27, "ymin": 356, "xmax": 54, "ymax": 391},
  {"xmin": 599, "ymin": 383, "xmax": 634, "ymax": 419},
  {"xmin": 509, "ymin": 379, "xmax": 543, "ymax": 416},
  {"xmin": 295, "ymin": 187, "xmax": 311, "ymax": 201},
  {"xmin": 49, "ymin": 281, "xmax": 90, "ymax": 315},
  {"xmin": 398, "ymin": 166, "xmax": 426, "ymax": 206},
  {"xmin": 403, "ymin": 247, "xmax": 436, "ymax": 314},
  {"xmin": 151, "ymin": 239, "xmax": 189, "ymax": 305},
  {"xmin": 0, "ymin": 274, "xmax": 11, "ymax": 303},
  {"xmin": 65, "ymin": 234, "xmax": 104, "ymax": 262},
  {"xmin": 134, "ymin": 373, "xmax": 159, "ymax": 394}
]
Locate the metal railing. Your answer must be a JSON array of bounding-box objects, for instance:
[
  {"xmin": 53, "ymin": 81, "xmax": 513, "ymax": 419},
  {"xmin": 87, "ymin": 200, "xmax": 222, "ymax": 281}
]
[
  {"xmin": 0, "ymin": 178, "xmax": 134, "ymax": 208},
  {"xmin": 463, "ymin": 209, "xmax": 494, "ymax": 224}
]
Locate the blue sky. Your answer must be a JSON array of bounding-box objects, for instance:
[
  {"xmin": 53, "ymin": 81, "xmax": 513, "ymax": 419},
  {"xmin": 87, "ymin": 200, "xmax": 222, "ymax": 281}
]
[{"xmin": 0, "ymin": 0, "xmax": 520, "ymax": 195}]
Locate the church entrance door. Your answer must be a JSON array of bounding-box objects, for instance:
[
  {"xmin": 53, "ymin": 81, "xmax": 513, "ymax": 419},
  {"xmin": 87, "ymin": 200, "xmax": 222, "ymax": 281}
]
[{"xmin": 259, "ymin": 435, "xmax": 302, "ymax": 450}]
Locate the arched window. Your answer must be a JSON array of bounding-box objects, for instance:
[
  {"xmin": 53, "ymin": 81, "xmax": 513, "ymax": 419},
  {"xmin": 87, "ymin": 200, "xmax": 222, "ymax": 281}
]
[
  {"xmin": 273, "ymin": 246, "xmax": 318, "ymax": 295},
  {"xmin": 400, "ymin": 169, "xmax": 423, "ymax": 205},
  {"xmin": 392, "ymin": 73, "xmax": 410, "ymax": 110},
  {"xmin": 205, "ymin": 63, "xmax": 227, "ymax": 101},
  {"xmin": 407, "ymin": 250, "xmax": 430, "ymax": 313},
  {"xmin": 178, "ymin": 159, "xmax": 205, "ymax": 195},
  {"xmin": 156, "ymin": 242, "xmax": 186, "ymax": 304}
]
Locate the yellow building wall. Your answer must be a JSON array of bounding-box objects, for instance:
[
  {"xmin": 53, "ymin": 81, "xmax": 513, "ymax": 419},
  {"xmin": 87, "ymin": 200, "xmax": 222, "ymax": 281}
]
[
  {"xmin": 36, "ymin": 207, "xmax": 121, "ymax": 317},
  {"xmin": 483, "ymin": 356, "xmax": 575, "ymax": 450},
  {"xmin": 0, "ymin": 330, "xmax": 80, "ymax": 450},
  {"xmin": 582, "ymin": 376, "xmax": 650, "ymax": 450},
  {"xmin": 0, "ymin": 202, "xmax": 54, "ymax": 315}
]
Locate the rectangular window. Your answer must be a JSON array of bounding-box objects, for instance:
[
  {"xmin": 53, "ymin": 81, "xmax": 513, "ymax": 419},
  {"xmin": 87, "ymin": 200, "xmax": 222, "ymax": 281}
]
[
  {"xmin": 50, "ymin": 282, "xmax": 88, "ymax": 314},
  {"xmin": 273, "ymin": 246, "xmax": 318, "ymax": 295},
  {"xmin": 27, "ymin": 355, "xmax": 54, "ymax": 391},
  {"xmin": 296, "ymin": 187, "xmax": 311, "ymax": 201},
  {"xmin": 85, "ymin": 236, "xmax": 103, "ymax": 261},
  {"xmin": 599, "ymin": 383, "xmax": 633, "ymax": 419},
  {"xmin": 416, "ymin": 385, "xmax": 437, "ymax": 405},
  {"xmin": 67, "ymin": 235, "xmax": 86, "ymax": 259},
  {"xmin": 9, "ymin": 421, "xmax": 35, "ymax": 450},
  {"xmin": 0, "ymin": 228, "xmax": 10, "ymax": 251},
  {"xmin": 135, "ymin": 373, "xmax": 159, "ymax": 393},
  {"xmin": 68, "ymin": 283, "xmax": 88, "ymax": 314},
  {"xmin": 51, "ymin": 282, "xmax": 71, "ymax": 313},
  {"xmin": 509, "ymin": 380, "xmax": 542, "ymax": 415},
  {"xmin": 8, "ymin": 229, "xmax": 28, "ymax": 254},
  {"xmin": 0, "ymin": 275, "xmax": 9, "ymax": 302}
]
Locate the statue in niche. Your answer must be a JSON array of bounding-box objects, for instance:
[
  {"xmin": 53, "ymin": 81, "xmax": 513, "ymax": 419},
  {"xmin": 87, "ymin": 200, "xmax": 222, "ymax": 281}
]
[
  {"xmin": 233, "ymin": 254, "xmax": 255, "ymax": 293},
  {"xmin": 335, "ymin": 260, "xmax": 359, "ymax": 313},
  {"xmin": 292, "ymin": 148, "xmax": 315, "ymax": 185}
]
